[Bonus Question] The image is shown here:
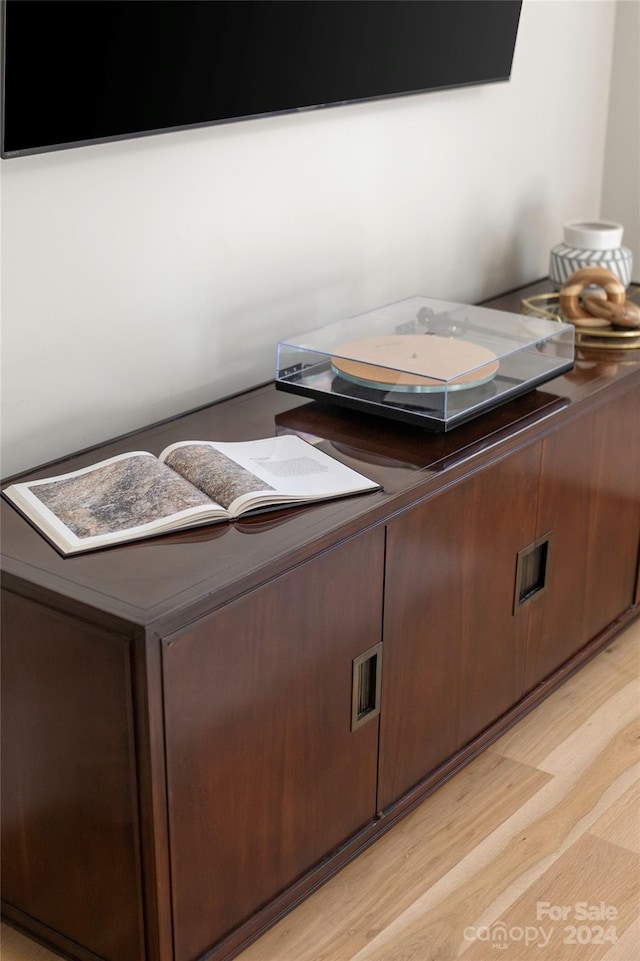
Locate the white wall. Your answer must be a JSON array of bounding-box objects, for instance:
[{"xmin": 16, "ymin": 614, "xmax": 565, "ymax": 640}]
[
  {"xmin": 0, "ymin": 1, "xmax": 620, "ymax": 477},
  {"xmin": 601, "ymin": 0, "xmax": 640, "ymax": 277}
]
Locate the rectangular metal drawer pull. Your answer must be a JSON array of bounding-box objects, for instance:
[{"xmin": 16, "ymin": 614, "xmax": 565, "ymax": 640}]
[
  {"xmin": 514, "ymin": 532, "xmax": 552, "ymax": 614},
  {"xmin": 351, "ymin": 642, "xmax": 383, "ymax": 731}
]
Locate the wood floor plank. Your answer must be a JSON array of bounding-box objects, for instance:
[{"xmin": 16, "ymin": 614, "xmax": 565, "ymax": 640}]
[
  {"xmin": 0, "ymin": 926, "xmax": 60, "ymax": 961},
  {"xmin": 531, "ymin": 677, "xmax": 639, "ymax": 775},
  {"xmin": 462, "ymin": 833, "xmax": 639, "ymax": 959},
  {"xmin": 344, "ymin": 718, "xmax": 639, "ymax": 961},
  {"xmin": 601, "ymin": 913, "xmax": 640, "ymax": 960},
  {"xmin": 493, "ymin": 624, "xmax": 640, "ymax": 769},
  {"xmin": 588, "ymin": 781, "xmax": 640, "ymax": 855}
]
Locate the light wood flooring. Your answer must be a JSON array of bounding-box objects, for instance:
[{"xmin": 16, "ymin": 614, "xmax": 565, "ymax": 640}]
[{"xmin": 3, "ymin": 618, "xmax": 639, "ymax": 961}]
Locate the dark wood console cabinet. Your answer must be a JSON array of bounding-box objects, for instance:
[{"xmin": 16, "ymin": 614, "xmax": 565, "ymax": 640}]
[{"xmin": 2, "ymin": 282, "xmax": 639, "ymax": 961}]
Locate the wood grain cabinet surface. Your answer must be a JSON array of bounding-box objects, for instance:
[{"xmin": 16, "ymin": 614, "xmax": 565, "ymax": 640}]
[
  {"xmin": 0, "ymin": 592, "xmax": 143, "ymax": 961},
  {"xmin": 526, "ymin": 389, "xmax": 640, "ymax": 690},
  {"xmin": 1, "ymin": 282, "xmax": 639, "ymax": 961},
  {"xmin": 379, "ymin": 442, "xmax": 542, "ymax": 811},
  {"xmin": 163, "ymin": 530, "xmax": 384, "ymax": 961},
  {"xmin": 378, "ymin": 380, "xmax": 640, "ymax": 813}
]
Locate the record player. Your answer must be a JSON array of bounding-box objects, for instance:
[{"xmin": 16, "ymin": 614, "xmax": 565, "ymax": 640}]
[{"xmin": 275, "ymin": 296, "xmax": 574, "ymax": 431}]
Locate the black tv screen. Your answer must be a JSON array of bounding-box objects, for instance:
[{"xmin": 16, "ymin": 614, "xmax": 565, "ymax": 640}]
[{"xmin": 1, "ymin": 0, "xmax": 522, "ymax": 159}]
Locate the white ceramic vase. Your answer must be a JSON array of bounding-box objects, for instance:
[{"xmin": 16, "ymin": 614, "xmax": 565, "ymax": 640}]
[{"xmin": 549, "ymin": 220, "xmax": 632, "ymax": 289}]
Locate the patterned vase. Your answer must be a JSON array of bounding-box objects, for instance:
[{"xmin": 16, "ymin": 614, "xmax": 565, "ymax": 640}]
[{"xmin": 549, "ymin": 221, "xmax": 633, "ymax": 289}]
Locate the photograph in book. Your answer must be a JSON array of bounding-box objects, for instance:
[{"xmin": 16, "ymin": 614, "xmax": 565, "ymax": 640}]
[
  {"xmin": 2, "ymin": 435, "xmax": 382, "ymax": 556},
  {"xmin": 31, "ymin": 454, "xmax": 211, "ymax": 537},
  {"xmin": 161, "ymin": 443, "xmax": 276, "ymax": 508}
]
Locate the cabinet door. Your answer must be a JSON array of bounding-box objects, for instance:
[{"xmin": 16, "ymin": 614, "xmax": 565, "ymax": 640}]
[
  {"xmin": 525, "ymin": 387, "xmax": 640, "ymax": 689},
  {"xmin": 162, "ymin": 528, "xmax": 384, "ymax": 961},
  {"xmin": 378, "ymin": 444, "xmax": 541, "ymax": 812}
]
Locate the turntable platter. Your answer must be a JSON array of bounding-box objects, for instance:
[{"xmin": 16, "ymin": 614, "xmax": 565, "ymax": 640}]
[{"xmin": 330, "ymin": 335, "xmax": 500, "ymax": 393}]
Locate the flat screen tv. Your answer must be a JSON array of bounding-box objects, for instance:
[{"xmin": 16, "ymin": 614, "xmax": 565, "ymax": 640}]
[{"xmin": 1, "ymin": 0, "xmax": 522, "ymax": 159}]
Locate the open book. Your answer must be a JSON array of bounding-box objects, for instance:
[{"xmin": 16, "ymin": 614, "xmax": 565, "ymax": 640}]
[{"xmin": 2, "ymin": 435, "xmax": 381, "ymax": 556}]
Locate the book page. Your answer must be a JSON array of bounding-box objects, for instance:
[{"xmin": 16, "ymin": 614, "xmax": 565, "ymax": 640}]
[
  {"xmin": 161, "ymin": 444, "xmax": 276, "ymax": 509},
  {"xmin": 216, "ymin": 436, "xmax": 380, "ymax": 498},
  {"xmin": 13, "ymin": 452, "xmax": 213, "ymax": 539},
  {"xmin": 161, "ymin": 436, "xmax": 380, "ymax": 512}
]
